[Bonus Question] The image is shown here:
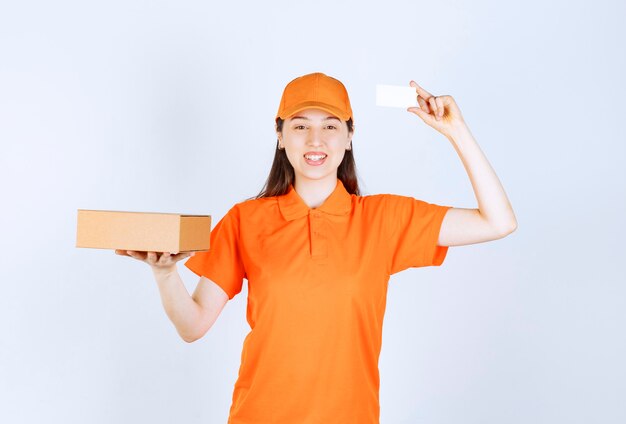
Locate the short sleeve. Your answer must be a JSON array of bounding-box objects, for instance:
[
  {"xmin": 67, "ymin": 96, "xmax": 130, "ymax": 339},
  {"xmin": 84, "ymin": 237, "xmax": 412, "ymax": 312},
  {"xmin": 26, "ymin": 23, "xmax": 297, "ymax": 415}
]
[
  {"xmin": 184, "ymin": 205, "xmax": 245, "ymax": 300},
  {"xmin": 384, "ymin": 194, "xmax": 452, "ymax": 275}
]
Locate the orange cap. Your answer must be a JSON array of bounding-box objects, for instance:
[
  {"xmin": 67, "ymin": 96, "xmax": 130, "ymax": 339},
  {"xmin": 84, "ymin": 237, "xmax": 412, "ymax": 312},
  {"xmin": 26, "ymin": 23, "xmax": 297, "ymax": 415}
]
[{"xmin": 275, "ymin": 72, "xmax": 353, "ymax": 122}]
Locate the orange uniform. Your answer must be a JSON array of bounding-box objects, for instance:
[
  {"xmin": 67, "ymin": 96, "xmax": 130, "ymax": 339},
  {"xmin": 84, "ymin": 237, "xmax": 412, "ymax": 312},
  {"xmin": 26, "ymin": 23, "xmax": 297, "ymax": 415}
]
[{"xmin": 184, "ymin": 178, "xmax": 452, "ymax": 423}]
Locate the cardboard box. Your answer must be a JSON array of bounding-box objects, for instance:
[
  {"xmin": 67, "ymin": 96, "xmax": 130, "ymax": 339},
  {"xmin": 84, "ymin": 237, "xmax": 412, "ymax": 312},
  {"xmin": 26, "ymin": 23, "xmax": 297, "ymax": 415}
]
[{"xmin": 76, "ymin": 209, "xmax": 211, "ymax": 253}]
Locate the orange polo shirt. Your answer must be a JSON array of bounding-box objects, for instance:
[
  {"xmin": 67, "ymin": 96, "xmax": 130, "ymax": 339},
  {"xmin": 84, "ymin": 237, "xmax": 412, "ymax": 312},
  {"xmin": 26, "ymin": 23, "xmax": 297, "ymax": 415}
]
[{"xmin": 184, "ymin": 178, "xmax": 452, "ymax": 424}]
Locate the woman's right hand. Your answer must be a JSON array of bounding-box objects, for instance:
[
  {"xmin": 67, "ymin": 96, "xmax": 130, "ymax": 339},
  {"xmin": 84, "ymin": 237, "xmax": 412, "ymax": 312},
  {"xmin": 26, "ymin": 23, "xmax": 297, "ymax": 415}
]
[{"xmin": 115, "ymin": 250, "xmax": 195, "ymax": 273}]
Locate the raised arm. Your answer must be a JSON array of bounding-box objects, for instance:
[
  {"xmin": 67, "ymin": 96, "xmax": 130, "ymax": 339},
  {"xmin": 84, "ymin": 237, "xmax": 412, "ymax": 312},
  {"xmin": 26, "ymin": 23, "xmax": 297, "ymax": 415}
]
[{"xmin": 407, "ymin": 80, "xmax": 518, "ymax": 247}]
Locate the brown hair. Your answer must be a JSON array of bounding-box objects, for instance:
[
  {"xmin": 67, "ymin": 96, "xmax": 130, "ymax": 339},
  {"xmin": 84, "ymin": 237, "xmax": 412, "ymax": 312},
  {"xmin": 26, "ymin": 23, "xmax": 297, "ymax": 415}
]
[{"xmin": 248, "ymin": 117, "xmax": 361, "ymax": 200}]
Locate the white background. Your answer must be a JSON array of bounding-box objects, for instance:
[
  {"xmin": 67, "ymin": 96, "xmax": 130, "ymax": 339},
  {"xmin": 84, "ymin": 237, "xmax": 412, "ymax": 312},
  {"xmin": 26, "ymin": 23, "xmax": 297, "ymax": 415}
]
[{"xmin": 1, "ymin": 0, "xmax": 624, "ymax": 423}]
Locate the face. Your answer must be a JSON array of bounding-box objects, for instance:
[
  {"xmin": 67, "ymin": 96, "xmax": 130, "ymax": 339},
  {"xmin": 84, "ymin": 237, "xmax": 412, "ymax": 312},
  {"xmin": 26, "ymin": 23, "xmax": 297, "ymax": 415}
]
[{"xmin": 277, "ymin": 108, "xmax": 353, "ymax": 185}]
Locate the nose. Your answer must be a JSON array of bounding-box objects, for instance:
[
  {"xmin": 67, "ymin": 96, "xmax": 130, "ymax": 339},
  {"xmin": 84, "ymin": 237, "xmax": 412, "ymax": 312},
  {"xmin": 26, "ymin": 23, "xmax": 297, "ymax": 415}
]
[{"xmin": 306, "ymin": 127, "xmax": 324, "ymax": 146}]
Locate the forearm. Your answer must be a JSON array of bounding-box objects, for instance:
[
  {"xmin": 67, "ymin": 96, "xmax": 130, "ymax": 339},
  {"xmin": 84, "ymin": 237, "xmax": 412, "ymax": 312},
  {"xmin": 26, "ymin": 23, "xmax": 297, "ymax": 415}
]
[
  {"xmin": 447, "ymin": 123, "xmax": 517, "ymax": 232},
  {"xmin": 152, "ymin": 267, "xmax": 203, "ymax": 342}
]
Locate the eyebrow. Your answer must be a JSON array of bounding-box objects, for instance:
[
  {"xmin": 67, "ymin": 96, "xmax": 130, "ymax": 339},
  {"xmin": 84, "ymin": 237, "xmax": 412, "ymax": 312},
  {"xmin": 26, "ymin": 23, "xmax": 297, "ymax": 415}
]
[{"xmin": 290, "ymin": 116, "xmax": 341, "ymax": 122}]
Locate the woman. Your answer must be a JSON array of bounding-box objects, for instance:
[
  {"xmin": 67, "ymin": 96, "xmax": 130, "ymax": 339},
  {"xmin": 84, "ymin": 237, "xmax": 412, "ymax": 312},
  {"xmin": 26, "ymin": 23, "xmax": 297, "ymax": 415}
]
[{"xmin": 116, "ymin": 72, "xmax": 517, "ymax": 423}]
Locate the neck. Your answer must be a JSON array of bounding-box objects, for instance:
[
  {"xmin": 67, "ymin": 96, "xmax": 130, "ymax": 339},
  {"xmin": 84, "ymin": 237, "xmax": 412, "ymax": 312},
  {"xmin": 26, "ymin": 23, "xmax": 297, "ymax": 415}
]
[{"xmin": 294, "ymin": 174, "xmax": 338, "ymax": 209}]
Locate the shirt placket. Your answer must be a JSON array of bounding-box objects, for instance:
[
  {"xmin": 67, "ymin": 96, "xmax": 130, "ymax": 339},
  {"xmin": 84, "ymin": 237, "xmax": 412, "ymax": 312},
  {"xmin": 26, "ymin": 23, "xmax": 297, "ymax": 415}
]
[{"xmin": 309, "ymin": 210, "xmax": 328, "ymax": 259}]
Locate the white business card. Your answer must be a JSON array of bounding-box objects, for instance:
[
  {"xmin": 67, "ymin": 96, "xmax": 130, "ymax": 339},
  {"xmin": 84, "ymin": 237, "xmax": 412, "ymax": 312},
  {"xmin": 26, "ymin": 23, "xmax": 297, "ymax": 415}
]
[{"xmin": 376, "ymin": 84, "xmax": 419, "ymax": 108}]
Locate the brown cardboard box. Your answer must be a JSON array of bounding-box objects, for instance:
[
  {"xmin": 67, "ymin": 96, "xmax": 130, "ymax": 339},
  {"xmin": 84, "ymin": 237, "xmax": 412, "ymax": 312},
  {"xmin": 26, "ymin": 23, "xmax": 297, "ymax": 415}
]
[{"xmin": 76, "ymin": 209, "xmax": 211, "ymax": 253}]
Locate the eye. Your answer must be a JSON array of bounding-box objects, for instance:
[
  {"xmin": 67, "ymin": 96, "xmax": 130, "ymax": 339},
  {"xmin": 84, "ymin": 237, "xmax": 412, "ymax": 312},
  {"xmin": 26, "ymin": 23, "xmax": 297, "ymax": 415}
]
[
  {"xmin": 294, "ymin": 125, "xmax": 306, "ymax": 130},
  {"xmin": 326, "ymin": 125, "xmax": 337, "ymax": 130}
]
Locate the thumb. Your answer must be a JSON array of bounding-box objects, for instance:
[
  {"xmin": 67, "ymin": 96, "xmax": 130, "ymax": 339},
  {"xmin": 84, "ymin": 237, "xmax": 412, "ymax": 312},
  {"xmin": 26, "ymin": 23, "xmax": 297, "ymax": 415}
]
[
  {"xmin": 407, "ymin": 106, "xmax": 435, "ymax": 124},
  {"xmin": 169, "ymin": 251, "xmax": 194, "ymax": 262}
]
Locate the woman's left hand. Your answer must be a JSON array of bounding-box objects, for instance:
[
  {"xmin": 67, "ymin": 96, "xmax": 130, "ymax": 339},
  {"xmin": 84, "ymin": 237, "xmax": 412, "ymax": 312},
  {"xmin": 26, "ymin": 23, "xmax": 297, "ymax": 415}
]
[{"xmin": 407, "ymin": 80, "xmax": 467, "ymax": 138}]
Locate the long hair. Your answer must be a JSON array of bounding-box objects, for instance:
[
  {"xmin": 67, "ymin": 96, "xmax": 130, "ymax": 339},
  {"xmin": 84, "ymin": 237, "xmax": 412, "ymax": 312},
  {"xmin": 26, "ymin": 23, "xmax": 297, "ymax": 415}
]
[{"xmin": 249, "ymin": 117, "xmax": 360, "ymax": 200}]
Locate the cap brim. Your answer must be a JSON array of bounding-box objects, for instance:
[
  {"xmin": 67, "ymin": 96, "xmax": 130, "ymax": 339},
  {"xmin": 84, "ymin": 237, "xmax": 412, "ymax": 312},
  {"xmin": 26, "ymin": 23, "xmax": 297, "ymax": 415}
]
[{"xmin": 277, "ymin": 101, "xmax": 351, "ymax": 121}]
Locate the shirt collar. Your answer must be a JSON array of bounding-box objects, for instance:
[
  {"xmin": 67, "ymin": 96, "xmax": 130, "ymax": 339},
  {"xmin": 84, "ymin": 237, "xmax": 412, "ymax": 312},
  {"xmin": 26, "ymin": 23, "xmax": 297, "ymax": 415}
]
[{"xmin": 278, "ymin": 178, "xmax": 353, "ymax": 221}]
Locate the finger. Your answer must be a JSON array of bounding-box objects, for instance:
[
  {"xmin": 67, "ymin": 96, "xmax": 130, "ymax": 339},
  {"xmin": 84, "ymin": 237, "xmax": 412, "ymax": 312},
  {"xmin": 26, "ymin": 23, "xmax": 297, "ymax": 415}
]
[
  {"xmin": 138, "ymin": 251, "xmax": 151, "ymax": 261},
  {"xmin": 172, "ymin": 251, "xmax": 194, "ymax": 262},
  {"xmin": 126, "ymin": 250, "xmax": 141, "ymax": 260},
  {"xmin": 435, "ymin": 97, "xmax": 445, "ymax": 119},
  {"xmin": 428, "ymin": 97, "xmax": 439, "ymax": 119},
  {"xmin": 407, "ymin": 106, "xmax": 436, "ymax": 126},
  {"xmin": 417, "ymin": 96, "xmax": 431, "ymax": 113},
  {"xmin": 147, "ymin": 251, "xmax": 157, "ymax": 263},
  {"xmin": 409, "ymin": 80, "xmax": 433, "ymax": 100},
  {"xmin": 410, "ymin": 80, "xmax": 433, "ymax": 98}
]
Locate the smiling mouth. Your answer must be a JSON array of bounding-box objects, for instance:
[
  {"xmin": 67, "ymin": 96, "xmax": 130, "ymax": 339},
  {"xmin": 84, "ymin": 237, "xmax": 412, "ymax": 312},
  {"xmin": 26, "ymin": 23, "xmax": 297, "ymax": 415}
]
[
  {"xmin": 303, "ymin": 154, "xmax": 327, "ymax": 166},
  {"xmin": 303, "ymin": 154, "xmax": 327, "ymax": 161}
]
